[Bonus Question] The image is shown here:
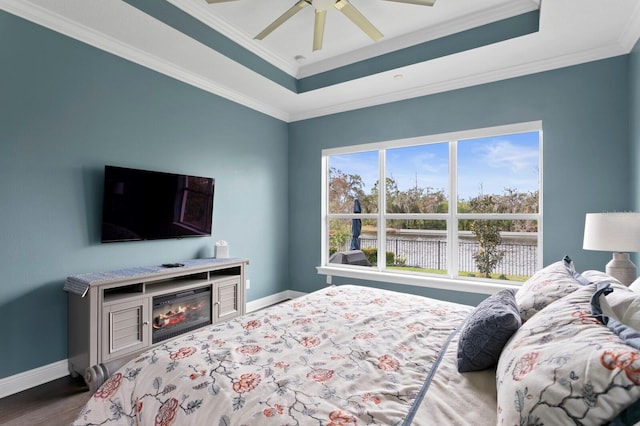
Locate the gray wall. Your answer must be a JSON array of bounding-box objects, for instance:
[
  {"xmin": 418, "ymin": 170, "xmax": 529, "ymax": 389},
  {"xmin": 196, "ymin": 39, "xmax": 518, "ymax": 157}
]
[
  {"xmin": 0, "ymin": 12, "xmax": 289, "ymax": 379},
  {"xmin": 288, "ymin": 56, "xmax": 631, "ymax": 303}
]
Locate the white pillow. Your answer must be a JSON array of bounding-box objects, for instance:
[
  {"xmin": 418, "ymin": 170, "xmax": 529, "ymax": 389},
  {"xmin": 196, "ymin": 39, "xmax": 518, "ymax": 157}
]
[
  {"xmin": 600, "ymin": 290, "xmax": 640, "ymax": 331},
  {"xmin": 582, "ymin": 270, "xmax": 640, "ymax": 330},
  {"xmin": 629, "ymin": 277, "xmax": 640, "ymax": 293},
  {"xmin": 581, "ymin": 270, "xmax": 623, "ymax": 286}
]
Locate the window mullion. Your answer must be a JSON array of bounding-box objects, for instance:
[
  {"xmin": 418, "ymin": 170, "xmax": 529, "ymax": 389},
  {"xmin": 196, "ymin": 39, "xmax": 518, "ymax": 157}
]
[
  {"xmin": 457, "ymin": 213, "xmax": 540, "ymax": 220},
  {"xmin": 321, "ymin": 154, "xmax": 329, "ymax": 266},
  {"xmin": 537, "ymin": 129, "xmax": 544, "ymax": 270},
  {"xmin": 449, "ymin": 140, "xmax": 458, "ymax": 277},
  {"xmin": 379, "ymin": 149, "xmax": 386, "ymax": 272}
]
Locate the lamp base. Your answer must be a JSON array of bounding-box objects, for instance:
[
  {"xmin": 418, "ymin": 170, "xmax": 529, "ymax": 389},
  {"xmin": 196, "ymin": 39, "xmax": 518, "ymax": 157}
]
[{"xmin": 605, "ymin": 252, "xmax": 637, "ymax": 286}]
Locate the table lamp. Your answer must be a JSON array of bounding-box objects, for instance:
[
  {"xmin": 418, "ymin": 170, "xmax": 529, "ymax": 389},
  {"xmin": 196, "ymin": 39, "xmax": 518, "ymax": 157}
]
[{"xmin": 583, "ymin": 212, "xmax": 640, "ymax": 285}]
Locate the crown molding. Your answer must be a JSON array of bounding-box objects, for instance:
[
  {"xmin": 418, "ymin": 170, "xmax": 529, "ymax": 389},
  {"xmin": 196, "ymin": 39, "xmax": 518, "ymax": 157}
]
[
  {"xmin": 167, "ymin": 0, "xmax": 299, "ymax": 77},
  {"xmin": 618, "ymin": 2, "xmax": 640, "ymax": 52},
  {"xmin": 288, "ymin": 42, "xmax": 630, "ymax": 122}
]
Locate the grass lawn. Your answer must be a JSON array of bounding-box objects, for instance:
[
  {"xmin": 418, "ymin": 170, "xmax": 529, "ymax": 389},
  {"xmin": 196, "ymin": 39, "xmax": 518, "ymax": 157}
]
[{"xmin": 386, "ymin": 265, "xmax": 528, "ymax": 282}]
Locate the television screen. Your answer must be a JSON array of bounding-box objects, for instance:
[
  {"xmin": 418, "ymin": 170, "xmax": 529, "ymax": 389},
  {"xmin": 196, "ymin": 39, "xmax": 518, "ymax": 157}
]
[{"xmin": 101, "ymin": 166, "xmax": 215, "ymax": 243}]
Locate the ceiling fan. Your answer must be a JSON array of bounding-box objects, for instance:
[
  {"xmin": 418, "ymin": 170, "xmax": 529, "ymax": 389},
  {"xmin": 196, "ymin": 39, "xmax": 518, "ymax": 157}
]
[{"xmin": 206, "ymin": 0, "xmax": 437, "ymax": 51}]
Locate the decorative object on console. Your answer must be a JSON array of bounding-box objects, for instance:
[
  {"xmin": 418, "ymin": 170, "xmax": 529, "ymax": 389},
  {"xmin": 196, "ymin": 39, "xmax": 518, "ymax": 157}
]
[
  {"xmin": 215, "ymin": 240, "xmax": 229, "ymax": 258},
  {"xmin": 583, "ymin": 212, "xmax": 640, "ymax": 285}
]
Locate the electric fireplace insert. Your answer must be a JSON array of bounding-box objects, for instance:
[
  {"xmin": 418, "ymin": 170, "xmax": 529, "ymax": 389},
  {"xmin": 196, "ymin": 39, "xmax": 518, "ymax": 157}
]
[{"xmin": 152, "ymin": 286, "xmax": 212, "ymax": 344}]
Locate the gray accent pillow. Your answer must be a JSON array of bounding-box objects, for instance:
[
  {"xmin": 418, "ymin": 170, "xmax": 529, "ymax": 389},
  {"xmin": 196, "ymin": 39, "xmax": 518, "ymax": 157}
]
[{"xmin": 456, "ymin": 289, "xmax": 521, "ymax": 373}]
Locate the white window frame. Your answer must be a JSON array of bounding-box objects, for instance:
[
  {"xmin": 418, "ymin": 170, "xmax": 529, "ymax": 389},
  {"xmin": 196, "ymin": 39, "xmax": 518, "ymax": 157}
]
[{"xmin": 317, "ymin": 121, "xmax": 543, "ymax": 295}]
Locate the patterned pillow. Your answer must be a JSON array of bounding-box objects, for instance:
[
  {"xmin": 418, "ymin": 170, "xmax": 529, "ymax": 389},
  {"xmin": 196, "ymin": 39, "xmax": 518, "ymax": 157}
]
[
  {"xmin": 589, "ymin": 280, "xmax": 640, "ymax": 425},
  {"xmin": 456, "ymin": 289, "xmax": 521, "ymax": 372},
  {"xmin": 515, "ymin": 256, "xmax": 588, "ymax": 321},
  {"xmin": 497, "ymin": 284, "xmax": 640, "ymax": 425}
]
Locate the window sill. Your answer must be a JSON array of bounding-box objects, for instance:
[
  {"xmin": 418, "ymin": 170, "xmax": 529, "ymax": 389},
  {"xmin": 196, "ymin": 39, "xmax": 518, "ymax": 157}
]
[{"xmin": 316, "ymin": 265, "xmax": 520, "ymax": 296}]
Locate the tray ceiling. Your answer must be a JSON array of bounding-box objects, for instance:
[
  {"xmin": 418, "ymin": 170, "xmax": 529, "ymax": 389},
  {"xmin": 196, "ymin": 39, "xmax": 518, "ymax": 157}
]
[{"xmin": 172, "ymin": 0, "xmax": 538, "ymax": 77}]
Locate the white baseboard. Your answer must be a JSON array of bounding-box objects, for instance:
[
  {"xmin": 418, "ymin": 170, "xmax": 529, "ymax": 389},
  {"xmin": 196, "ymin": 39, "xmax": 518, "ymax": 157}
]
[
  {"xmin": 246, "ymin": 289, "xmax": 306, "ymax": 313},
  {"xmin": 0, "ymin": 359, "xmax": 69, "ymax": 399},
  {"xmin": 0, "ymin": 290, "xmax": 307, "ymax": 399}
]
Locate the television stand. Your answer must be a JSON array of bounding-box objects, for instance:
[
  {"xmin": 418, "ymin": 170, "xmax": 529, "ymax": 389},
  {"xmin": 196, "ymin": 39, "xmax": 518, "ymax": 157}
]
[{"xmin": 65, "ymin": 257, "xmax": 248, "ymax": 392}]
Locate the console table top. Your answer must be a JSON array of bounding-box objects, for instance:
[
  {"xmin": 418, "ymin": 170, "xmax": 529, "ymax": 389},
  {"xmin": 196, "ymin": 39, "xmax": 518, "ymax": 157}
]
[{"xmin": 64, "ymin": 257, "xmax": 248, "ymax": 297}]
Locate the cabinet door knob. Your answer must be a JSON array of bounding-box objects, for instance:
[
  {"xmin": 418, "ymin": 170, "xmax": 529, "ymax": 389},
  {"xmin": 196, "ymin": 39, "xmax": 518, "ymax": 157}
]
[{"xmin": 143, "ymin": 321, "xmax": 149, "ymax": 325}]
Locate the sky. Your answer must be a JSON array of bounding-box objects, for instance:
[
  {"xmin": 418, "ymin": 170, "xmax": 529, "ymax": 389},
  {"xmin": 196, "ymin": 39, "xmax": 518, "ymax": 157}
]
[{"xmin": 329, "ymin": 131, "xmax": 540, "ymax": 200}]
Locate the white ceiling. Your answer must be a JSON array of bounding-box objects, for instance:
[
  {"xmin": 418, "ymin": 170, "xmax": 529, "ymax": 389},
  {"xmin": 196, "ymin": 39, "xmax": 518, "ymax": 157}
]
[{"xmin": 2, "ymin": 0, "xmax": 640, "ymax": 122}]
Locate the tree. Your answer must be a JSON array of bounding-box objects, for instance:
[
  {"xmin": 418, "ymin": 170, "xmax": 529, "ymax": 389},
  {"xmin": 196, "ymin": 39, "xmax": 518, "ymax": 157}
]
[
  {"xmin": 329, "ymin": 221, "xmax": 351, "ymax": 254},
  {"xmin": 469, "ymin": 195, "xmax": 505, "ymax": 278},
  {"xmin": 329, "ymin": 167, "xmax": 365, "ymax": 213}
]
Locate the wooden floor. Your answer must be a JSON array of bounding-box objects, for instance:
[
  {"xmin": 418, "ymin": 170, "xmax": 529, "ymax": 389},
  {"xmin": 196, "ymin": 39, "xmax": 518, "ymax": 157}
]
[{"xmin": 0, "ymin": 376, "xmax": 90, "ymax": 426}]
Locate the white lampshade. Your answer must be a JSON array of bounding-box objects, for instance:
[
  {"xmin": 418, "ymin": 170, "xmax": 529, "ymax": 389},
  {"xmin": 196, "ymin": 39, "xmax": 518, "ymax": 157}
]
[
  {"xmin": 583, "ymin": 212, "xmax": 640, "ymax": 252},
  {"xmin": 583, "ymin": 212, "xmax": 640, "ymax": 285}
]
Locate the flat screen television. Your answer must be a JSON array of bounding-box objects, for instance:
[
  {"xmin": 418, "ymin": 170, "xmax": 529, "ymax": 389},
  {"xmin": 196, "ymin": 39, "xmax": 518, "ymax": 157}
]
[{"xmin": 101, "ymin": 165, "xmax": 215, "ymax": 243}]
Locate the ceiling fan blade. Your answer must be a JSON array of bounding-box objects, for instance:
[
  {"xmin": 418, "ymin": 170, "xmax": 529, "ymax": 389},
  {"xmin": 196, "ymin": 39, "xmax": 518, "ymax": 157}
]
[
  {"xmin": 313, "ymin": 9, "xmax": 327, "ymax": 51},
  {"xmin": 255, "ymin": 0, "xmax": 310, "ymax": 40},
  {"xmin": 384, "ymin": 0, "xmax": 436, "ymax": 5},
  {"xmin": 334, "ymin": 0, "xmax": 383, "ymax": 42}
]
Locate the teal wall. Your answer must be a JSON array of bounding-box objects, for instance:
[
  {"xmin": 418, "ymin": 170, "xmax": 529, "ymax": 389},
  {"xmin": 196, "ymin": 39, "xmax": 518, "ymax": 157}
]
[
  {"xmin": 289, "ymin": 56, "xmax": 631, "ymax": 303},
  {"xmin": 631, "ymin": 40, "xmax": 640, "ymax": 269},
  {"xmin": 0, "ymin": 12, "xmax": 289, "ymax": 379},
  {"xmin": 632, "ymin": 40, "xmax": 640, "ymax": 211}
]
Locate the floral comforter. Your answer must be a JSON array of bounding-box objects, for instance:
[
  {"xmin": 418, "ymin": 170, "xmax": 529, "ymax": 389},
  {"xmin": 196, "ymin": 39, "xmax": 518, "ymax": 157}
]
[{"xmin": 73, "ymin": 285, "xmax": 474, "ymax": 426}]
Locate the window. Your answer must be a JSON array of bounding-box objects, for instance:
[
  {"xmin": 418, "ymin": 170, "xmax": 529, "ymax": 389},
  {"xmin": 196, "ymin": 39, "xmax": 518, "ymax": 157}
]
[{"xmin": 320, "ymin": 122, "xmax": 542, "ymax": 293}]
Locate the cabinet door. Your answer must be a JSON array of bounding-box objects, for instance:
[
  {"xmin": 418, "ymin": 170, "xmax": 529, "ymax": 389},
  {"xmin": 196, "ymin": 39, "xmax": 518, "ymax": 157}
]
[
  {"xmin": 101, "ymin": 298, "xmax": 149, "ymax": 362},
  {"xmin": 214, "ymin": 278, "xmax": 242, "ymax": 323}
]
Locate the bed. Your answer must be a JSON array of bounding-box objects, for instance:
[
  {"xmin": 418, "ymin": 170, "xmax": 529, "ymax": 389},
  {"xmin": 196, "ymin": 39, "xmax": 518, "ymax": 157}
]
[{"xmin": 73, "ymin": 257, "xmax": 640, "ymax": 425}]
